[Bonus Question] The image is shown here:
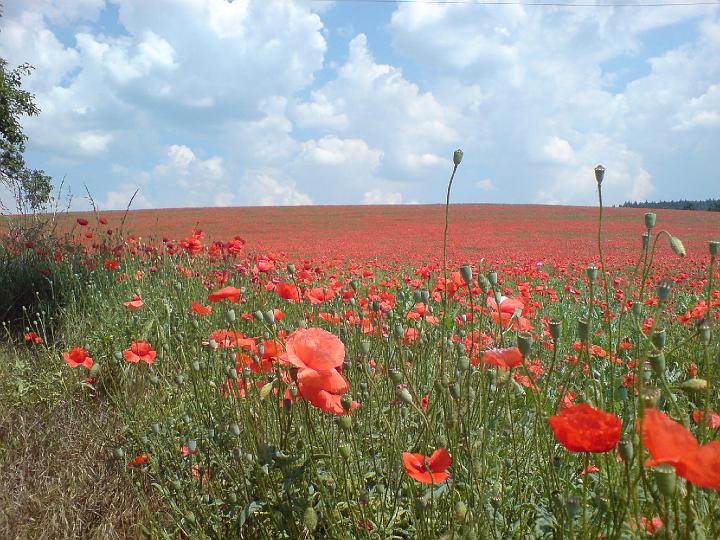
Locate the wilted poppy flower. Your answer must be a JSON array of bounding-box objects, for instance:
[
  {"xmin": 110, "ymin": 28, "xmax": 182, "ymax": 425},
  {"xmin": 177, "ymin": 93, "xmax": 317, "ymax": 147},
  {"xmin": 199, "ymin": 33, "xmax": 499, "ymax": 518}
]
[
  {"xmin": 548, "ymin": 403, "xmax": 621, "ymax": 453},
  {"xmin": 481, "ymin": 347, "xmax": 523, "ymax": 369},
  {"xmin": 208, "ymin": 286, "xmax": 242, "ymax": 303},
  {"xmin": 123, "ymin": 341, "xmax": 157, "ymax": 365},
  {"xmin": 282, "ymin": 327, "xmax": 345, "ymax": 371},
  {"xmin": 63, "ymin": 347, "xmax": 93, "ymax": 369},
  {"xmin": 402, "ymin": 448, "xmax": 452, "ymax": 483},
  {"xmin": 24, "ymin": 331, "xmax": 42, "ymax": 344},
  {"xmin": 191, "ymin": 301, "xmax": 213, "ymax": 315},
  {"xmin": 641, "ymin": 408, "xmax": 720, "ymax": 490},
  {"xmin": 123, "ymin": 294, "xmax": 144, "ymax": 310}
]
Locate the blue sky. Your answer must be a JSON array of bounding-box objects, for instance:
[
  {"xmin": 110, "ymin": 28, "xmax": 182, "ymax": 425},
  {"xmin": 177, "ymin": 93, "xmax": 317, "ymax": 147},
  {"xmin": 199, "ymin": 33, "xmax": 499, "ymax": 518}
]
[{"xmin": 1, "ymin": 0, "xmax": 718, "ymax": 210}]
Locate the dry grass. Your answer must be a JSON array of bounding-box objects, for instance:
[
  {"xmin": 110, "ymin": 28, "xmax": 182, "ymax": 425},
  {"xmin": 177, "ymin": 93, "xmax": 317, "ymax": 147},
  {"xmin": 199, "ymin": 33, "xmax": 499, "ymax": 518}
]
[{"xmin": 0, "ymin": 352, "xmax": 163, "ymax": 539}]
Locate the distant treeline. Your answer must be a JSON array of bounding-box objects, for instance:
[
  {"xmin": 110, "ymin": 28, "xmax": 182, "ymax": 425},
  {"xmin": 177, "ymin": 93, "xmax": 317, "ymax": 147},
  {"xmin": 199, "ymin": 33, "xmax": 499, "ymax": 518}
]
[{"xmin": 620, "ymin": 199, "xmax": 720, "ymax": 211}]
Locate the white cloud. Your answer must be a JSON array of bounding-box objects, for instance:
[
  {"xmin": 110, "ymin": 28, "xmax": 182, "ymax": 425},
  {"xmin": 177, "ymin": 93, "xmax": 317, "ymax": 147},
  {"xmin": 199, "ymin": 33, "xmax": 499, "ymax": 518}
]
[
  {"xmin": 475, "ymin": 179, "xmax": 495, "ymax": 191},
  {"xmin": 363, "ymin": 189, "xmax": 404, "ymax": 205},
  {"xmin": 250, "ymin": 174, "xmax": 313, "ymax": 206}
]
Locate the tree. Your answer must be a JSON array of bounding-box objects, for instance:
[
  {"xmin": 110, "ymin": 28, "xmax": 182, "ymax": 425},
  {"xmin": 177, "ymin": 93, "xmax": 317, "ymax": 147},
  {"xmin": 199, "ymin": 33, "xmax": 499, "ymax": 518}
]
[{"xmin": 0, "ymin": 57, "xmax": 53, "ymax": 214}]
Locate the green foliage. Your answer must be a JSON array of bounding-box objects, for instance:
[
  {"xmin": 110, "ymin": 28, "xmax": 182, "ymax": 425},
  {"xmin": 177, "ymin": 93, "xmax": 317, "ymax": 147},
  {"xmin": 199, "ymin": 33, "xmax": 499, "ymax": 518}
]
[{"xmin": 0, "ymin": 56, "xmax": 53, "ymax": 214}]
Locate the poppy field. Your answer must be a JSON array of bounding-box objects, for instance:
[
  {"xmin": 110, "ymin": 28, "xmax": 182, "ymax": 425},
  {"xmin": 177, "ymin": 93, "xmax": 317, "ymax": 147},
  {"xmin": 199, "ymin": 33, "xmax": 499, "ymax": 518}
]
[{"xmin": 3, "ymin": 172, "xmax": 720, "ymax": 538}]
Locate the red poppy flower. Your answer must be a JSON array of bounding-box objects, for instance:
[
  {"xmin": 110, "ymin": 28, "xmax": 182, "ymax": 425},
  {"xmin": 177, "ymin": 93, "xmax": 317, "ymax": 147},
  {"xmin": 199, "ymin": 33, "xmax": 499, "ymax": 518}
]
[
  {"xmin": 297, "ymin": 367, "xmax": 357, "ymax": 415},
  {"xmin": 123, "ymin": 341, "xmax": 157, "ymax": 365},
  {"xmin": 276, "ymin": 283, "xmax": 300, "ymax": 303},
  {"xmin": 24, "ymin": 331, "xmax": 42, "ymax": 344},
  {"xmin": 282, "ymin": 327, "xmax": 345, "ymax": 371},
  {"xmin": 208, "ymin": 286, "xmax": 242, "ymax": 303},
  {"xmin": 99, "ymin": 217, "xmax": 108, "ymax": 225},
  {"xmin": 481, "ymin": 347, "xmax": 523, "ymax": 369},
  {"xmin": 76, "ymin": 218, "xmax": 89, "ymax": 226},
  {"xmin": 693, "ymin": 410, "xmax": 720, "ymax": 430},
  {"xmin": 548, "ymin": 403, "xmax": 622, "ymax": 453},
  {"xmin": 63, "ymin": 347, "xmax": 93, "ymax": 369},
  {"xmin": 402, "ymin": 448, "xmax": 452, "ymax": 483},
  {"xmin": 306, "ymin": 286, "xmax": 334, "ymax": 304},
  {"xmin": 123, "ymin": 294, "xmax": 144, "ymax": 310},
  {"xmin": 641, "ymin": 408, "xmax": 720, "ymax": 490},
  {"xmin": 191, "ymin": 301, "xmax": 213, "ymax": 315},
  {"xmin": 128, "ymin": 453, "xmax": 149, "ymax": 467}
]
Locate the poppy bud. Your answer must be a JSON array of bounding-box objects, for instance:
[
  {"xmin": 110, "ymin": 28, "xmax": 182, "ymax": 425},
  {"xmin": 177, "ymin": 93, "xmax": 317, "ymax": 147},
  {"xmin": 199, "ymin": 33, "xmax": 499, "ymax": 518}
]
[
  {"xmin": 679, "ymin": 378, "xmax": 708, "ymax": 393},
  {"xmin": 225, "ymin": 309, "xmax": 236, "ymax": 324},
  {"xmin": 478, "ymin": 275, "xmax": 491, "ymax": 294},
  {"xmin": 460, "ymin": 264, "xmax": 473, "ymax": 285},
  {"xmin": 339, "ymin": 443, "xmax": 351, "ymax": 460},
  {"xmin": 618, "ymin": 438, "xmax": 633, "ymax": 463},
  {"xmin": 150, "ymin": 374, "xmax": 160, "ymax": 386},
  {"xmin": 287, "ymin": 263, "xmax": 296, "ymax": 275},
  {"xmin": 488, "ymin": 271, "xmax": 498, "ymax": 286},
  {"xmin": 644, "ymin": 212, "xmax": 656, "ymax": 230},
  {"xmin": 263, "ymin": 310, "xmax": 275, "ymax": 325},
  {"xmin": 390, "ymin": 369, "xmax": 403, "ymax": 384},
  {"xmin": 114, "ymin": 351, "xmax": 123, "ymax": 361},
  {"xmin": 517, "ymin": 332, "xmax": 533, "ymax": 357},
  {"xmin": 670, "ymin": 236, "xmax": 686, "ymax": 257},
  {"xmin": 303, "ymin": 507, "xmax": 318, "ymax": 532},
  {"xmin": 653, "ymin": 464, "xmax": 676, "ymax": 496},
  {"xmin": 454, "ymin": 500, "xmax": 468, "ymax": 523},
  {"xmin": 174, "ymin": 374, "xmax": 185, "ymax": 386},
  {"xmin": 341, "ymin": 394, "xmax": 353, "ymax": 411},
  {"xmin": 336, "ymin": 415, "xmax": 352, "ymax": 432},
  {"xmin": 648, "ymin": 350, "xmax": 665, "ymax": 376},
  {"xmin": 449, "ymin": 381, "xmax": 461, "ymax": 400},
  {"xmin": 413, "ymin": 290, "xmax": 423, "ymax": 303},
  {"xmin": 586, "ymin": 265, "xmax": 598, "ymax": 282},
  {"xmin": 228, "ymin": 367, "xmax": 238, "ymax": 380},
  {"xmin": 651, "ymin": 328, "xmax": 666, "ymax": 350},
  {"xmin": 710, "ymin": 240, "xmax": 719, "ymax": 259},
  {"xmin": 230, "ymin": 423, "xmax": 241, "ymax": 436},
  {"xmin": 254, "ymin": 310, "xmax": 264, "ymax": 321},
  {"xmin": 577, "ymin": 318, "xmax": 589, "ymax": 342},
  {"xmin": 456, "ymin": 355, "xmax": 470, "ymax": 374},
  {"xmin": 453, "ymin": 149, "xmax": 464, "ymax": 166},
  {"xmin": 549, "ymin": 319, "xmax": 562, "ymax": 341},
  {"xmin": 152, "ymin": 422, "xmax": 161, "ymax": 434},
  {"xmin": 289, "ymin": 385, "xmax": 298, "ymax": 398},
  {"xmin": 657, "ymin": 279, "xmax": 672, "ymax": 302},
  {"xmin": 594, "ymin": 165, "xmax": 605, "ymax": 185},
  {"xmin": 243, "ymin": 366, "xmax": 252, "ymax": 379},
  {"xmin": 397, "ymin": 386, "xmax": 413, "ymax": 404},
  {"xmin": 192, "ymin": 360, "xmax": 200, "ymax": 372}
]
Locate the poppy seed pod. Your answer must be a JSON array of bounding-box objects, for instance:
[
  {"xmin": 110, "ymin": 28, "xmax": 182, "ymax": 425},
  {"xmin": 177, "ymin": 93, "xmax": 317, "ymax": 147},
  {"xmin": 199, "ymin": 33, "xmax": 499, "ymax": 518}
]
[
  {"xmin": 413, "ymin": 289, "xmax": 422, "ymax": 303},
  {"xmin": 632, "ymin": 301, "xmax": 642, "ymax": 317},
  {"xmin": 653, "ymin": 464, "xmax": 677, "ymax": 497},
  {"xmin": 336, "ymin": 415, "xmax": 352, "ymax": 432},
  {"xmin": 710, "ymin": 240, "xmax": 719, "ymax": 258},
  {"xmin": 651, "ymin": 328, "xmax": 666, "ymax": 350},
  {"xmin": 642, "ymin": 386, "xmax": 662, "ymax": 408},
  {"xmin": 287, "ymin": 263, "xmax": 296, "ymax": 275},
  {"xmin": 263, "ymin": 310, "xmax": 275, "ymax": 325},
  {"xmin": 340, "ymin": 394, "xmax": 353, "ymax": 411},
  {"xmin": 454, "ymin": 500, "xmax": 468, "ymax": 523},
  {"xmin": 397, "ymin": 386, "xmax": 413, "ymax": 404},
  {"xmin": 456, "ymin": 355, "xmax": 470, "ymax": 374},
  {"xmin": 453, "ymin": 149, "xmax": 463, "ymax": 166},
  {"xmin": 679, "ymin": 377, "xmax": 708, "ymax": 393},
  {"xmin": 253, "ymin": 310, "xmax": 264, "ymax": 321},
  {"xmin": 488, "ymin": 271, "xmax": 498, "ymax": 286},
  {"xmin": 517, "ymin": 332, "xmax": 533, "ymax": 357},
  {"xmin": 339, "ymin": 443, "xmax": 351, "ymax": 460},
  {"xmin": 449, "ymin": 381, "xmax": 461, "ymax": 400},
  {"xmin": 390, "ymin": 369, "xmax": 403, "ymax": 384},
  {"xmin": 566, "ymin": 497, "xmax": 582, "ymax": 520},
  {"xmin": 360, "ymin": 340, "xmax": 371, "ymax": 355},
  {"xmin": 192, "ymin": 360, "xmax": 201, "ymax": 372},
  {"xmin": 549, "ymin": 319, "xmax": 562, "ymax": 341},
  {"xmin": 670, "ymin": 236, "xmax": 686, "ymax": 257},
  {"xmin": 420, "ymin": 289, "xmax": 430, "ymax": 303},
  {"xmin": 699, "ymin": 324, "xmax": 711, "ymax": 345},
  {"xmin": 648, "ymin": 350, "xmax": 665, "ymax": 376},
  {"xmin": 114, "ymin": 447, "xmax": 125, "ymax": 459},
  {"xmin": 618, "ymin": 438, "xmax": 633, "ymax": 463},
  {"xmin": 586, "ymin": 265, "xmax": 598, "ymax": 282},
  {"xmin": 594, "ymin": 165, "xmax": 605, "ymax": 185},
  {"xmin": 577, "ymin": 318, "xmax": 589, "ymax": 342},
  {"xmin": 226, "ymin": 309, "xmax": 236, "ymax": 324},
  {"xmin": 644, "ymin": 212, "xmax": 657, "ymax": 230},
  {"xmin": 478, "ymin": 274, "xmax": 491, "ymax": 294},
  {"xmin": 656, "ymin": 280, "xmax": 672, "ymax": 302},
  {"xmin": 460, "ymin": 264, "xmax": 473, "ymax": 285}
]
